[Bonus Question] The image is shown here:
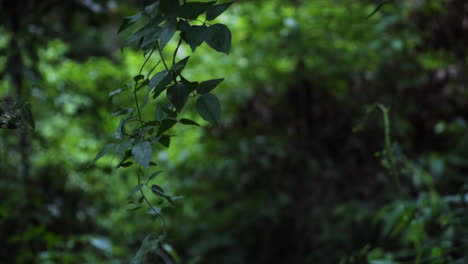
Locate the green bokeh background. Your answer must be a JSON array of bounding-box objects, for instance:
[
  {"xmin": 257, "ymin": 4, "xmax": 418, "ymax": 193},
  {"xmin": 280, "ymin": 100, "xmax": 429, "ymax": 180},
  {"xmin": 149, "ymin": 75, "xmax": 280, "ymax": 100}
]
[{"xmin": 1, "ymin": 0, "xmax": 468, "ymax": 263}]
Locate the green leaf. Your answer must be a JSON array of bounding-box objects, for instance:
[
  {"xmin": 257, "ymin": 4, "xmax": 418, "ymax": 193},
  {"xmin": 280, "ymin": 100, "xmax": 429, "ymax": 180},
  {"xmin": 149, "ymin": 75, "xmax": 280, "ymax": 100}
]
[
  {"xmin": 151, "ymin": 184, "xmax": 174, "ymax": 205},
  {"xmin": 196, "ymin": 94, "xmax": 221, "ymax": 126},
  {"xmin": 150, "ymin": 70, "xmax": 172, "ymax": 99},
  {"xmin": 133, "ymin": 74, "xmax": 145, "ymax": 81},
  {"xmin": 179, "ymin": 118, "xmax": 200, "ymax": 126},
  {"xmin": 118, "ymin": 161, "xmax": 134, "ymax": 168},
  {"xmin": 158, "ymin": 118, "xmax": 177, "ymax": 135},
  {"xmin": 118, "ymin": 13, "xmax": 142, "ymax": 33},
  {"xmin": 144, "ymin": 2, "xmax": 159, "ymax": 15},
  {"xmin": 183, "ymin": 25, "xmax": 208, "ymax": 51},
  {"xmin": 158, "ymin": 136, "xmax": 171, "ymax": 148},
  {"xmin": 159, "ymin": 18, "xmax": 177, "ymax": 49},
  {"xmin": 108, "ymin": 88, "xmax": 125, "ymax": 100},
  {"xmin": 21, "ymin": 105, "xmax": 35, "ymax": 130},
  {"xmin": 128, "ymin": 184, "xmax": 144, "ymax": 198},
  {"xmin": 171, "ymin": 56, "xmax": 190, "ymax": 73},
  {"xmin": 167, "ymin": 83, "xmax": 190, "ymax": 113},
  {"xmin": 151, "ymin": 184, "xmax": 166, "ymax": 196},
  {"xmin": 177, "ymin": 20, "xmax": 190, "ymax": 32},
  {"xmin": 206, "ymin": 24, "xmax": 231, "ymax": 54},
  {"xmin": 179, "ymin": 1, "xmax": 216, "ymax": 19},
  {"xmin": 132, "ymin": 141, "xmax": 152, "ymax": 168},
  {"xmin": 197, "ymin": 78, "xmax": 224, "ymax": 94},
  {"xmin": 127, "ymin": 206, "xmax": 142, "ymax": 212},
  {"xmin": 88, "ymin": 143, "xmax": 114, "ymax": 168},
  {"xmin": 112, "ymin": 106, "xmax": 134, "ymax": 116},
  {"xmin": 206, "ymin": 2, "xmax": 233, "ymax": 20},
  {"xmin": 130, "ymin": 235, "xmax": 163, "ymax": 264},
  {"xmin": 180, "ymin": 75, "xmax": 199, "ymax": 92},
  {"xmin": 123, "ymin": 23, "xmax": 162, "ymax": 48},
  {"xmin": 159, "ymin": 0, "xmax": 180, "ymax": 16},
  {"xmin": 147, "ymin": 170, "xmax": 163, "ymax": 183}
]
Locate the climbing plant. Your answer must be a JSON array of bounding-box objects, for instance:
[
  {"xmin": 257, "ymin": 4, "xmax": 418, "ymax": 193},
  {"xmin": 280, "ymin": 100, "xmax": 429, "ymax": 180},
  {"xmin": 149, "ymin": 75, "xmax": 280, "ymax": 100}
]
[{"xmin": 88, "ymin": 0, "xmax": 233, "ymax": 261}]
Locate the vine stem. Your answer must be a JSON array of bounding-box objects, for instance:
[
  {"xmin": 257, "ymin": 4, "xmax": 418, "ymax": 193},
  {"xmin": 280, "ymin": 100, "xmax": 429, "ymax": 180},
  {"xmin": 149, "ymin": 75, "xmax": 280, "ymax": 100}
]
[
  {"xmin": 157, "ymin": 43, "xmax": 170, "ymax": 71},
  {"xmin": 377, "ymin": 104, "xmax": 402, "ymax": 197},
  {"xmin": 133, "ymin": 45, "xmax": 156, "ymax": 121},
  {"xmin": 173, "ymin": 37, "xmax": 183, "ymax": 65},
  {"xmin": 158, "ymin": 43, "xmax": 178, "ymax": 83},
  {"xmin": 137, "ymin": 168, "xmax": 167, "ymax": 232}
]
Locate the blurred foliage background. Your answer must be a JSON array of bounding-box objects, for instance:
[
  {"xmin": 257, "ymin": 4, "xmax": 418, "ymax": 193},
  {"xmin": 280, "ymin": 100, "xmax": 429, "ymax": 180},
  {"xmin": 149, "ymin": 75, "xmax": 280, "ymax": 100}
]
[{"xmin": 1, "ymin": 0, "xmax": 468, "ymax": 263}]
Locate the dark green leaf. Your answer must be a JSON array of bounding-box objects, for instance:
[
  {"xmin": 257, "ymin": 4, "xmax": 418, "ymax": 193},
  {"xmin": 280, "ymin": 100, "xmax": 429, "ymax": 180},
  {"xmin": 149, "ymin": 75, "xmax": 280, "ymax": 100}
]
[
  {"xmin": 123, "ymin": 23, "xmax": 162, "ymax": 48},
  {"xmin": 21, "ymin": 105, "xmax": 35, "ymax": 130},
  {"xmin": 177, "ymin": 20, "xmax": 190, "ymax": 31},
  {"xmin": 167, "ymin": 83, "xmax": 190, "ymax": 112},
  {"xmin": 144, "ymin": 2, "xmax": 159, "ymax": 15},
  {"xmin": 116, "ymin": 150, "xmax": 132, "ymax": 168},
  {"xmin": 206, "ymin": 24, "xmax": 231, "ymax": 54},
  {"xmin": 127, "ymin": 206, "xmax": 142, "ymax": 212},
  {"xmin": 112, "ymin": 106, "xmax": 134, "ymax": 116},
  {"xmin": 118, "ymin": 161, "xmax": 134, "ymax": 168},
  {"xmin": 179, "ymin": 1, "xmax": 216, "ymax": 19},
  {"xmin": 206, "ymin": 2, "xmax": 233, "ymax": 20},
  {"xmin": 179, "ymin": 118, "xmax": 200, "ymax": 126},
  {"xmin": 196, "ymin": 93, "xmax": 221, "ymax": 126},
  {"xmin": 197, "ymin": 78, "xmax": 224, "ymax": 94},
  {"xmin": 115, "ymin": 140, "xmax": 133, "ymax": 156},
  {"xmin": 158, "ymin": 118, "xmax": 177, "ymax": 135},
  {"xmin": 158, "ymin": 118, "xmax": 177, "ymax": 136},
  {"xmin": 159, "ymin": 18, "xmax": 177, "ymax": 49},
  {"xmin": 118, "ymin": 13, "xmax": 142, "ymax": 33},
  {"xmin": 171, "ymin": 56, "xmax": 190, "ymax": 73},
  {"xmin": 147, "ymin": 170, "xmax": 163, "ymax": 183},
  {"xmin": 180, "ymin": 75, "xmax": 199, "ymax": 92},
  {"xmin": 152, "ymin": 72, "xmax": 173, "ymax": 99},
  {"xmin": 88, "ymin": 143, "xmax": 114, "ymax": 168},
  {"xmin": 151, "ymin": 184, "xmax": 173, "ymax": 205},
  {"xmin": 158, "ymin": 136, "xmax": 171, "ymax": 148},
  {"xmin": 132, "ymin": 141, "xmax": 152, "ymax": 168},
  {"xmin": 133, "ymin": 74, "xmax": 145, "ymax": 81},
  {"xmin": 155, "ymin": 105, "xmax": 168, "ymax": 122},
  {"xmin": 128, "ymin": 184, "xmax": 144, "ymax": 198},
  {"xmin": 159, "ymin": 0, "xmax": 180, "ymax": 16},
  {"xmin": 149, "ymin": 70, "xmax": 168, "ymax": 90},
  {"xmin": 183, "ymin": 25, "xmax": 208, "ymax": 51},
  {"xmin": 108, "ymin": 88, "xmax": 125, "ymax": 100}
]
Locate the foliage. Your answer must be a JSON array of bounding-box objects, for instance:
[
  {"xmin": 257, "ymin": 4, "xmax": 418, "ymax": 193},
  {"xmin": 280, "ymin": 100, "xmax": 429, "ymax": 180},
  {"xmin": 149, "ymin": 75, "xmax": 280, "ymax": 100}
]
[{"xmin": 1, "ymin": 0, "xmax": 468, "ymax": 263}]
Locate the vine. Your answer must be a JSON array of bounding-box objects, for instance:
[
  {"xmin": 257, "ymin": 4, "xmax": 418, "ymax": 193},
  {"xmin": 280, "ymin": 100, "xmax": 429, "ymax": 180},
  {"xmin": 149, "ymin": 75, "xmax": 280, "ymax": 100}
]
[{"xmin": 88, "ymin": 0, "xmax": 233, "ymax": 261}]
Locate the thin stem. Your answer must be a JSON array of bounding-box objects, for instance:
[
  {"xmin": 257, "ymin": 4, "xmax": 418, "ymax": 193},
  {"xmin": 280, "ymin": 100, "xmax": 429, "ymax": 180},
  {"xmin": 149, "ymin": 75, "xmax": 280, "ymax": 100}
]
[
  {"xmin": 134, "ymin": 45, "xmax": 157, "ymax": 120},
  {"xmin": 378, "ymin": 104, "xmax": 401, "ymax": 197},
  {"xmin": 173, "ymin": 37, "xmax": 183, "ymax": 65},
  {"xmin": 157, "ymin": 43, "xmax": 178, "ymax": 83},
  {"xmin": 157, "ymin": 43, "xmax": 170, "ymax": 71},
  {"xmin": 137, "ymin": 169, "xmax": 166, "ymax": 231}
]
